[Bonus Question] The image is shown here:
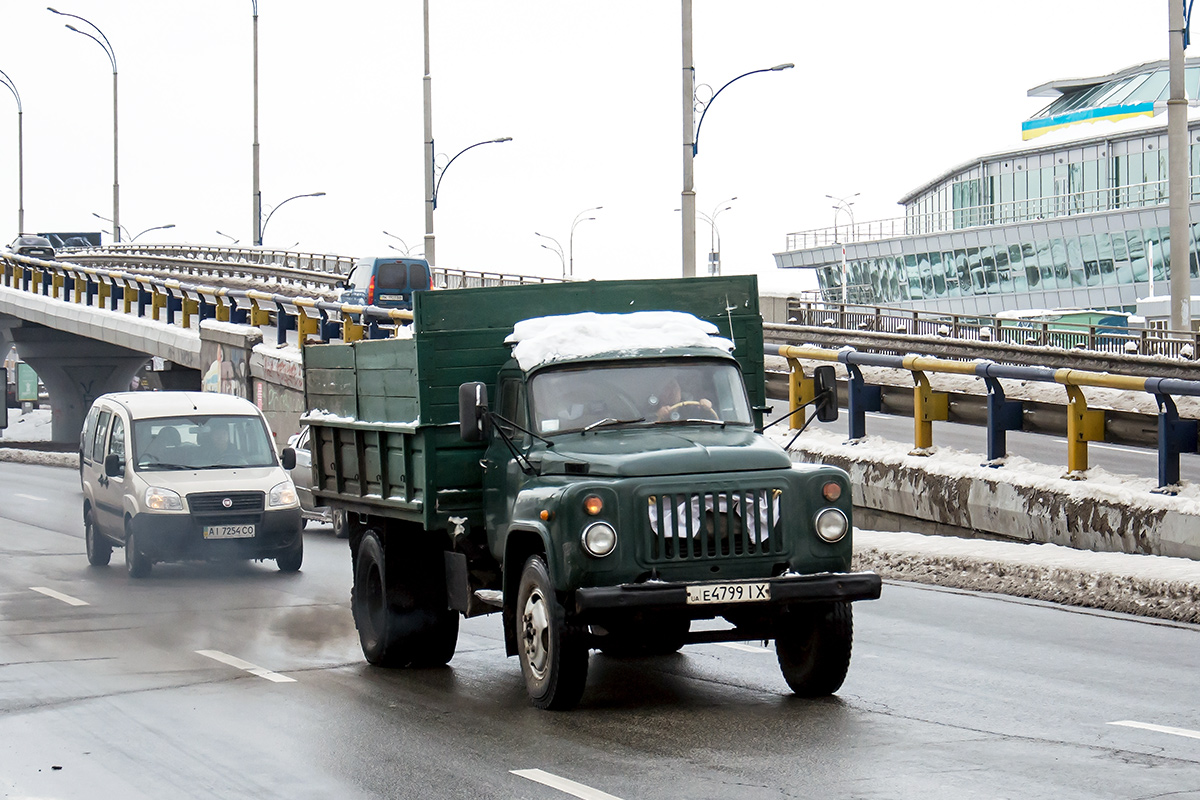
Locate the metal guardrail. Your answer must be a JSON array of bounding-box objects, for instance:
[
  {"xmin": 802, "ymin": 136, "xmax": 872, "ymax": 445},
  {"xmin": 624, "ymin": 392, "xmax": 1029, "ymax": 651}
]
[
  {"xmin": 770, "ymin": 343, "xmax": 1200, "ymax": 491},
  {"xmin": 785, "ymin": 299, "xmax": 1200, "ymax": 360},
  {"xmin": 62, "ymin": 243, "xmax": 356, "ymax": 275}
]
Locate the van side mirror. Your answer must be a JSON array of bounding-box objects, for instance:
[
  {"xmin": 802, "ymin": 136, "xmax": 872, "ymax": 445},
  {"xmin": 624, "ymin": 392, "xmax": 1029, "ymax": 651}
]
[
  {"xmin": 813, "ymin": 365, "xmax": 839, "ymax": 423},
  {"xmin": 104, "ymin": 453, "xmax": 123, "ymax": 477},
  {"xmin": 458, "ymin": 381, "xmax": 489, "ymax": 442},
  {"xmin": 281, "ymin": 447, "xmax": 297, "ymax": 471}
]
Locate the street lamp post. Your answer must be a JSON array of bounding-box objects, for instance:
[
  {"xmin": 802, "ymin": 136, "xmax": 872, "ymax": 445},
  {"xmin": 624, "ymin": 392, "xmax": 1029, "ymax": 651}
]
[
  {"xmin": 534, "ymin": 232, "xmax": 565, "ymax": 277},
  {"xmin": 50, "ymin": 7, "xmax": 119, "ymax": 243},
  {"xmin": 251, "ymin": 1, "xmax": 261, "ymax": 248},
  {"xmin": 0, "ymin": 69, "xmax": 22, "ymax": 234},
  {"xmin": 259, "ymin": 192, "xmax": 325, "ymax": 246},
  {"xmin": 827, "ymin": 193, "xmax": 859, "ymax": 305},
  {"xmin": 427, "ymin": 137, "xmax": 512, "ymax": 265},
  {"xmin": 216, "ymin": 230, "xmax": 240, "ymax": 245},
  {"xmin": 702, "ymin": 197, "xmax": 734, "ymax": 275},
  {"xmin": 680, "ymin": 2, "xmax": 791, "ymax": 277},
  {"xmin": 91, "ymin": 212, "xmax": 129, "ymax": 243},
  {"xmin": 130, "ymin": 223, "xmax": 175, "ymax": 242},
  {"xmin": 569, "ymin": 206, "xmax": 602, "ymax": 279},
  {"xmin": 383, "ymin": 231, "xmax": 421, "ymax": 257}
]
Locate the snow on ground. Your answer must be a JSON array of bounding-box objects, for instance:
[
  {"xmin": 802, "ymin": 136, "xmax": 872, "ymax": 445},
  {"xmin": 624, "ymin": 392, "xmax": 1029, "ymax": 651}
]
[{"xmin": 2, "ymin": 407, "xmax": 53, "ymax": 442}]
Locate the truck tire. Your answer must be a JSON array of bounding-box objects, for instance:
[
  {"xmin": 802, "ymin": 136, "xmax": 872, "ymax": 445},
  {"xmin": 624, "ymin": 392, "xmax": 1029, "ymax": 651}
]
[
  {"xmin": 332, "ymin": 509, "xmax": 349, "ymax": 540},
  {"xmin": 515, "ymin": 555, "xmax": 588, "ymax": 710},
  {"xmin": 85, "ymin": 508, "xmax": 112, "ymax": 567},
  {"xmin": 775, "ymin": 602, "xmax": 853, "ymax": 696},
  {"xmin": 351, "ymin": 530, "xmax": 459, "ymax": 668},
  {"xmin": 125, "ymin": 525, "xmax": 152, "ymax": 578}
]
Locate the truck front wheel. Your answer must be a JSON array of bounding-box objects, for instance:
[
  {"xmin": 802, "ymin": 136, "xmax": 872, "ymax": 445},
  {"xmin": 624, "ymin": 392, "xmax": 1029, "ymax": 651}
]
[
  {"xmin": 516, "ymin": 555, "xmax": 588, "ymax": 710},
  {"xmin": 775, "ymin": 602, "xmax": 853, "ymax": 696},
  {"xmin": 352, "ymin": 530, "xmax": 459, "ymax": 668}
]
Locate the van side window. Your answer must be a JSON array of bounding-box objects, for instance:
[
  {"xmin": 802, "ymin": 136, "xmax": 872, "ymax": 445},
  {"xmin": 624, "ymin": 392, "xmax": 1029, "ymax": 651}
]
[
  {"xmin": 107, "ymin": 416, "xmax": 126, "ymax": 478},
  {"xmin": 82, "ymin": 406, "xmax": 99, "ymax": 463},
  {"xmin": 92, "ymin": 410, "xmax": 112, "ymax": 463}
]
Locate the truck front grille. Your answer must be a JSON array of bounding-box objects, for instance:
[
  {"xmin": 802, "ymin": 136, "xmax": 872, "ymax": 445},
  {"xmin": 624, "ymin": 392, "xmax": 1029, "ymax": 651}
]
[
  {"xmin": 643, "ymin": 487, "xmax": 784, "ymax": 562},
  {"xmin": 188, "ymin": 492, "xmax": 264, "ymax": 514}
]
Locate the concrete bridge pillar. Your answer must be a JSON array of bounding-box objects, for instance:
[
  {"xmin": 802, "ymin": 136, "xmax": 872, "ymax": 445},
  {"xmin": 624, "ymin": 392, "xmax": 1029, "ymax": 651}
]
[{"xmin": 3, "ymin": 322, "xmax": 151, "ymax": 443}]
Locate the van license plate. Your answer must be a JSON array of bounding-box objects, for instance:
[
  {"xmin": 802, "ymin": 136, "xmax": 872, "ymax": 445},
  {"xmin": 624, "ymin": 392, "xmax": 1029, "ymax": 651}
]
[
  {"xmin": 203, "ymin": 524, "xmax": 256, "ymax": 539},
  {"xmin": 686, "ymin": 582, "xmax": 770, "ymax": 605},
  {"xmin": 378, "ymin": 293, "xmax": 403, "ymax": 301}
]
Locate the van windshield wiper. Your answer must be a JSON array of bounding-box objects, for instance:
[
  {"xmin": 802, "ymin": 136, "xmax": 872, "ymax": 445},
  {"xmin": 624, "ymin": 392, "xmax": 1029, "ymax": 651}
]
[{"xmin": 138, "ymin": 462, "xmax": 193, "ymax": 471}]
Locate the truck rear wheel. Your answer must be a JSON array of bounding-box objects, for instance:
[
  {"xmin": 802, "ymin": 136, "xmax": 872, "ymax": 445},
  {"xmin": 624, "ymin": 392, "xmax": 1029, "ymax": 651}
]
[
  {"xmin": 351, "ymin": 530, "xmax": 459, "ymax": 668},
  {"xmin": 776, "ymin": 602, "xmax": 853, "ymax": 696},
  {"xmin": 516, "ymin": 555, "xmax": 588, "ymax": 710}
]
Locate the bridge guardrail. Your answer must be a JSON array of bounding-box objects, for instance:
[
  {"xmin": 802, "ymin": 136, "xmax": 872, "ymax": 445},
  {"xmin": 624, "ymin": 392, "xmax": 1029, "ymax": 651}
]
[
  {"xmin": 770, "ymin": 343, "xmax": 1200, "ymax": 491},
  {"xmin": 785, "ymin": 299, "xmax": 1200, "ymax": 360}
]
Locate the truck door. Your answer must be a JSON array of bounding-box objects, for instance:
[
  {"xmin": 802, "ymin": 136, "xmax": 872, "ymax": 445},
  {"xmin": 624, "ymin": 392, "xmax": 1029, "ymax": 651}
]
[{"xmin": 482, "ymin": 376, "xmax": 528, "ymax": 536}]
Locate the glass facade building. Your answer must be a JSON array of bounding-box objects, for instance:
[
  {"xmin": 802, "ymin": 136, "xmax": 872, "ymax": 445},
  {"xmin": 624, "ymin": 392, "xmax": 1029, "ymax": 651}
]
[{"xmin": 775, "ymin": 59, "xmax": 1200, "ymax": 318}]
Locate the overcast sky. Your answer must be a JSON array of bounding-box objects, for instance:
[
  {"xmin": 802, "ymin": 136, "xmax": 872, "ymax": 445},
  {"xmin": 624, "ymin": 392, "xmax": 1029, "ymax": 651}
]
[{"xmin": 0, "ymin": 2, "xmax": 1172, "ymax": 293}]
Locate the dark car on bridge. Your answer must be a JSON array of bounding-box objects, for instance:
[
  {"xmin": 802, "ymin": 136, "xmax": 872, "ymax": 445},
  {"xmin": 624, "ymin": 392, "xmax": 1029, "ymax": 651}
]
[{"xmin": 7, "ymin": 235, "xmax": 55, "ymax": 260}]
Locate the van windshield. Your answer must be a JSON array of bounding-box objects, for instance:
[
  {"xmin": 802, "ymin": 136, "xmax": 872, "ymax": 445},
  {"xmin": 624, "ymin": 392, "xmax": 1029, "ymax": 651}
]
[
  {"xmin": 133, "ymin": 415, "xmax": 277, "ymax": 471},
  {"xmin": 529, "ymin": 360, "xmax": 752, "ymax": 435}
]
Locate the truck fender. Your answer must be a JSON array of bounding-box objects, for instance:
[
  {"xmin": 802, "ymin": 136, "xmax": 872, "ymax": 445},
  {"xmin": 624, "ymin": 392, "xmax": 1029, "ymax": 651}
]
[{"xmin": 501, "ymin": 525, "xmax": 552, "ymax": 657}]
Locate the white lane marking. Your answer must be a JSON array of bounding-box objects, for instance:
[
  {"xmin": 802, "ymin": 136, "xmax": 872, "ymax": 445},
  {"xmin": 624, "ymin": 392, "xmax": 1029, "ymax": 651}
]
[
  {"xmin": 716, "ymin": 642, "xmax": 772, "ymax": 653},
  {"xmin": 30, "ymin": 586, "xmax": 89, "ymax": 606},
  {"xmin": 1109, "ymin": 720, "xmax": 1200, "ymax": 740},
  {"xmin": 512, "ymin": 769, "xmax": 624, "ymax": 800},
  {"xmin": 14, "ymin": 493, "xmax": 46, "ymax": 502},
  {"xmin": 195, "ymin": 649, "xmax": 296, "ymax": 683}
]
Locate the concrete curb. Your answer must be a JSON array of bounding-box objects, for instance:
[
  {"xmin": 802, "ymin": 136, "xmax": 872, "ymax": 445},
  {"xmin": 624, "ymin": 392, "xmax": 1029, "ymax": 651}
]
[
  {"xmin": 0, "ymin": 449, "xmax": 79, "ymax": 468},
  {"xmin": 855, "ymin": 530, "xmax": 1200, "ymax": 624}
]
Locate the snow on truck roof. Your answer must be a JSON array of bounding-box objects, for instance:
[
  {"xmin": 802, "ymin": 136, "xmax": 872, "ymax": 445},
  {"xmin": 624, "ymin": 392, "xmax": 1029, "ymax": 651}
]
[{"xmin": 505, "ymin": 311, "xmax": 734, "ymax": 371}]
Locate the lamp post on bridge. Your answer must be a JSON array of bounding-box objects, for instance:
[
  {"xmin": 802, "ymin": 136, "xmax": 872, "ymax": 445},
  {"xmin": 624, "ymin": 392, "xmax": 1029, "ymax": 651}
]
[
  {"xmin": 426, "ymin": 137, "xmax": 512, "ymax": 267},
  {"xmin": 681, "ymin": 0, "xmax": 791, "ymax": 278},
  {"xmin": 0, "ymin": 69, "xmax": 23, "ymax": 234},
  {"xmin": 50, "ymin": 7, "xmax": 120, "ymax": 243},
  {"xmin": 259, "ymin": 192, "xmax": 325, "ymax": 246},
  {"xmin": 91, "ymin": 212, "xmax": 129, "ymax": 244},
  {"xmin": 251, "ymin": 1, "xmax": 262, "ymax": 248},
  {"xmin": 533, "ymin": 232, "xmax": 565, "ymax": 277},
  {"xmin": 568, "ymin": 206, "xmax": 601, "ymax": 280},
  {"xmin": 827, "ymin": 193, "xmax": 859, "ymax": 305},
  {"xmin": 130, "ymin": 223, "xmax": 175, "ymax": 242},
  {"xmin": 383, "ymin": 231, "xmax": 422, "ymax": 257}
]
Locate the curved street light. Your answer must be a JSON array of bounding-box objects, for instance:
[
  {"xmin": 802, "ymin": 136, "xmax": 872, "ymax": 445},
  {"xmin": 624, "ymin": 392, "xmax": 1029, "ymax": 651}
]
[
  {"xmin": 130, "ymin": 223, "xmax": 175, "ymax": 242},
  {"xmin": 91, "ymin": 211, "xmax": 129, "ymax": 243},
  {"xmin": 383, "ymin": 230, "xmax": 421, "ymax": 257},
  {"xmin": 826, "ymin": 192, "xmax": 860, "ymax": 305},
  {"xmin": 259, "ymin": 192, "xmax": 325, "ymax": 246},
  {"xmin": 701, "ymin": 197, "xmax": 735, "ymax": 275},
  {"xmin": 425, "ymin": 136, "xmax": 512, "ymax": 267},
  {"xmin": 50, "ymin": 7, "xmax": 120, "ymax": 243},
  {"xmin": 568, "ymin": 206, "xmax": 602, "ymax": 280},
  {"xmin": 533, "ymin": 231, "xmax": 565, "ymax": 277},
  {"xmin": 0, "ymin": 69, "xmax": 23, "ymax": 233},
  {"xmin": 431, "ymin": 137, "xmax": 512, "ymax": 210},
  {"xmin": 681, "ymin": 55, "xmax": 792, "ymax": 277},
  {"xmin": 216, "ymin": 230, "xmax": 240, "ymax": 245}
]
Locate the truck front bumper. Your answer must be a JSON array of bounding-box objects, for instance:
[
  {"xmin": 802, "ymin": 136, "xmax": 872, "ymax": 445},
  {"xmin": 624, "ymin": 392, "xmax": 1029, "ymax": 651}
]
[{"xmin": 574, "ymin": 571, "xmax": 882, "ymax": 617}]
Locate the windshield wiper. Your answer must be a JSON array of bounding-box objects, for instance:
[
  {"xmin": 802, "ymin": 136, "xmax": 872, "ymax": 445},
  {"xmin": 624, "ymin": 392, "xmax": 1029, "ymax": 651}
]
[
  {"xmin": 655, "ymin": 417, "xmax": 726, "ymax": 426},
  {"xmin": 581, "ymin": 416, "xmax": 646, "ymax": 433},
  {"xmin": 138, "ymin": 462, "xmax": 193, "ymax": 471}
]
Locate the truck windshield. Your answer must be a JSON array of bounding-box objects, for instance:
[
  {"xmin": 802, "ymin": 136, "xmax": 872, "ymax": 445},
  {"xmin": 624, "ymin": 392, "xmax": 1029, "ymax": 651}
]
[
  {"xmin": 133, "ymin": 415, "xmax": 278, "ymax": 470},
  {"xmin": 530, "ymin": 360, "xmax": 752, "ymax": 435}
]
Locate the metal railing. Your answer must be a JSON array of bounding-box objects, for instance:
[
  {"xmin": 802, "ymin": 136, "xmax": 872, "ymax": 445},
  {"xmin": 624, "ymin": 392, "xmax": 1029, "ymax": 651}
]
[
  {"xmin": 61, "ymin": 243, "xmax": 355, "ymax": 275},
  {"xmin": 785, "ymin": 299, "xmax": 1200, "ymax": 360},
  {"xmin": 771, "ymin": 343, "xmax": 1200, "ymax": 489},
  {"xmin": 784, "ymin": 178, "xmax": 1179, "ymax": 251}
]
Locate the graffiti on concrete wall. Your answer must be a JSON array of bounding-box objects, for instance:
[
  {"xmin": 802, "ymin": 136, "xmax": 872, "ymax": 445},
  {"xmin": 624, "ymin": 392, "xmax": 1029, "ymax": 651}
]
[{"xmin": 201, "ymin": 341, "xmax": 249, "ymax": 398}]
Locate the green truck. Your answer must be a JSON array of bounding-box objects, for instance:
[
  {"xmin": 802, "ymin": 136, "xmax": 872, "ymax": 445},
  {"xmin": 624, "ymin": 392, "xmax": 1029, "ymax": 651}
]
[{"xmin": 301, "ymin": 275, "xmax": 880, "ymax": 709}]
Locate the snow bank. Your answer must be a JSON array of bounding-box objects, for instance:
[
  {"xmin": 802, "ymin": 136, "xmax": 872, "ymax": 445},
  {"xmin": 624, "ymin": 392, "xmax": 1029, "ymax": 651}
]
[{"xmin": 506, "ymin": 311, "xmax": 733, "ymax": 371}]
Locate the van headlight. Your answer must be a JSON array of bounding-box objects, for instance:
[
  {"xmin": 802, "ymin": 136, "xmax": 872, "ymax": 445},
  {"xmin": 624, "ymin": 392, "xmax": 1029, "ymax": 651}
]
[
  {"xmin": 144, "ymin": 486, "xmax": 184, "ymax": 511},
  {"xmin": 814, "ymin": 507, "xmax": 848, "ymax": 543},
  {"xmin": 269, "ymin": 480, "xmax": 298, "ymax": 508},
  {"xmin": 581, "ymin": 521, "xmax": 617, "ymax": 557}
]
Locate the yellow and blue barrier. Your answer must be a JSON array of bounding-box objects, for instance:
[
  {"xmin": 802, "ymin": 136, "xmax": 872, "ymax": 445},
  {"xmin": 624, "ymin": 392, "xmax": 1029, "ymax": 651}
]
[{"xmin": 768, "ymin": 343, "xmax": 1200, "ymax": 490}]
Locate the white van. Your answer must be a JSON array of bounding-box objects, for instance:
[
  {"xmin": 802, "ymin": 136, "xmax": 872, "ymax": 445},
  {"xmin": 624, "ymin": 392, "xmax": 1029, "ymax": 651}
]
[{"xmin": 80, "ymin": 391, "xmax": 303, "ymax": 577}]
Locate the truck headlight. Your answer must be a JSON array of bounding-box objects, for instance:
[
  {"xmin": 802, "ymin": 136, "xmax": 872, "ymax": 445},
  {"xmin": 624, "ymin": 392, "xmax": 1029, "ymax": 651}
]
[
  {"xmin": 144, "ymin": 486, "xmax": 184, "ymax": 511},
  {"xmin": 269, "ymin": 480, "xmax": 298, "ymax": 508},
  {"xmin": 814, "ymin": 507, "xmax": 848, "ymax": 543},
  {"xmin": 581, "ymin": 521, "xmax": 617, "ymax": 557}
]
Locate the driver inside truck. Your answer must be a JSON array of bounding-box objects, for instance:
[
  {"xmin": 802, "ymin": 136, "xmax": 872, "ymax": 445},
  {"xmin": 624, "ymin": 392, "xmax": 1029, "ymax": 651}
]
[{"xmin": 652, "ymin": 375, "xmax": 714, "ymax": 421}]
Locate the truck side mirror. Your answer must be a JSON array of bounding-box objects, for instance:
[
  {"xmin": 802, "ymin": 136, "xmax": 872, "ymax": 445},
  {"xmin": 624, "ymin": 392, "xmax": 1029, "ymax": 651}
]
[
  {"xmin": 813, "ymin": 365, "xmax": 839, "ymax": 423},
  {"xmin": 104, "ymin": 453, "xmax": 123, "ymax": 477},
  {"xmin": 280, "ymin": 447, "xmax": 297, "ymax": 471},
  {"xmin": 459, "ymin": 381, "xmax": 489, "ymax": 442}
]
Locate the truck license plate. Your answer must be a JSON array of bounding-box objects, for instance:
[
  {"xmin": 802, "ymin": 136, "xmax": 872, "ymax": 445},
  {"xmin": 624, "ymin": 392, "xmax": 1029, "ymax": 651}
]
[
  {"xmin": 203, "ymin": 524, "xmax": 256, "ymax": 540},
  {"xmin": 686, "ymin": 582, "xmax": 770, "ymax": 605}
]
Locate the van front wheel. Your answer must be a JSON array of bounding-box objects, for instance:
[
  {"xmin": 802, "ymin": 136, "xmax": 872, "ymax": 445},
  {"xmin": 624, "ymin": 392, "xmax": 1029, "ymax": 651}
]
[{"xmin": 125, "ymin": 524, "xmax": 152, "ymax": 578}]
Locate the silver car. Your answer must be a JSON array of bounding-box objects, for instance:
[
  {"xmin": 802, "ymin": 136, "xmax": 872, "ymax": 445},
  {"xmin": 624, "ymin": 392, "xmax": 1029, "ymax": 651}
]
[{"xmin": 288, "ymin": 426, "xmax": 347, "ymax": 537}]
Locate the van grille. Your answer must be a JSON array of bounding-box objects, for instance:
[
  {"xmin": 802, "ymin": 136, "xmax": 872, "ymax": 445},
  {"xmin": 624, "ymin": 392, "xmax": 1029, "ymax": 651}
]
[
  {"xmin": 188, "ymin": 492, "xmax": 264, "ymax": 514},
  {"xmin": 643, "ymin": 487, "xmax": 784, "ymax": 562}
]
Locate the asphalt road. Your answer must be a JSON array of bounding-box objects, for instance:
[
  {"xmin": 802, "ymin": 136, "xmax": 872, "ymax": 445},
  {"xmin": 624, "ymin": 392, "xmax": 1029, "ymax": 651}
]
[{"xmin": 3, "ymin": 461, "xmax": 1200, "ymax": 800}]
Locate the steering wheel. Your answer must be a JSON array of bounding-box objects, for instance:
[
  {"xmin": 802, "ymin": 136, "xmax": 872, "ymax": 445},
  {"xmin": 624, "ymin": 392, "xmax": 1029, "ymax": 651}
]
[{"xmin": 661, "ymin": 400, "xmax": 719, "ymax": 421}]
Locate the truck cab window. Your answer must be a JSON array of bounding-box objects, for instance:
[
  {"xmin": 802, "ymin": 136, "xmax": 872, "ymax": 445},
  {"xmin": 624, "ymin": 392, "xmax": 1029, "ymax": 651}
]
[{"xmin": 497, "ymin": 378, "xmax": 528, "ymax": 442}]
